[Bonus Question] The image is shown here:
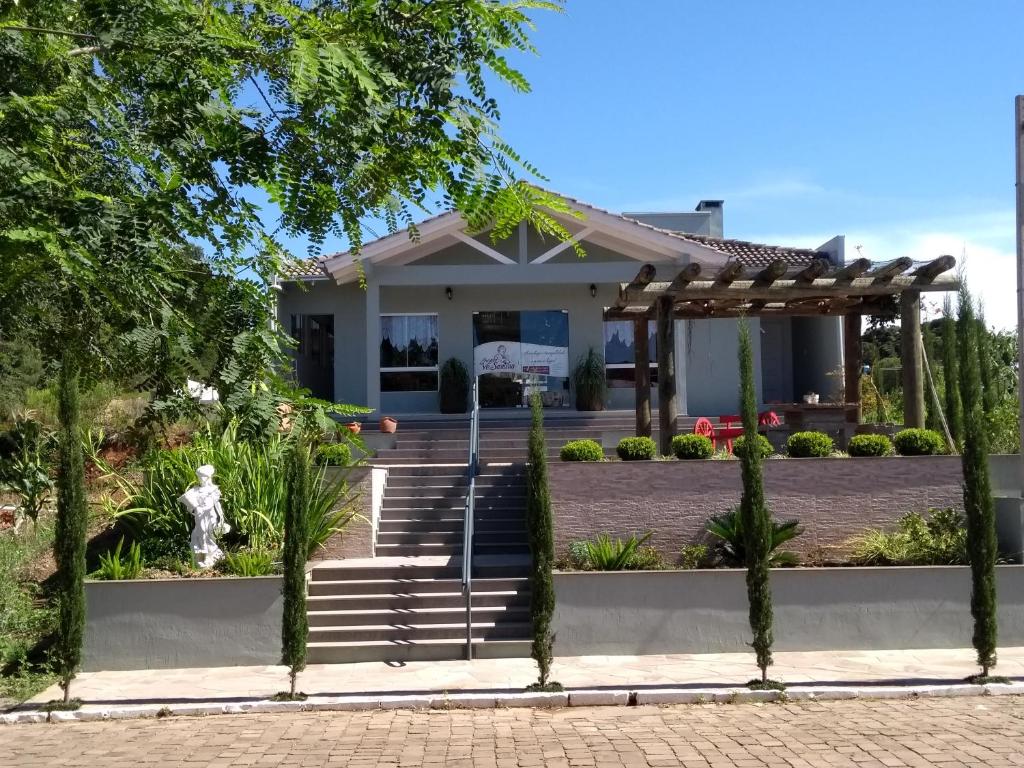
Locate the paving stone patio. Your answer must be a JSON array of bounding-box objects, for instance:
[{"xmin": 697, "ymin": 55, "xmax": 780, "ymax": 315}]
[{"xmin": 5, "ymin": 697, "xmax": 1024, "ymax": 767}]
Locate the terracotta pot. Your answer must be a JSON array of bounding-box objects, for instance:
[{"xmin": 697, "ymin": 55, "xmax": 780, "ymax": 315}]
[
  {"xmin": 380, "ymin": 416, "xmax": 398, "ymax": 434},
  {"xmin": 346, "ymin": 422, "xmax": 362, "ymax": 435}
]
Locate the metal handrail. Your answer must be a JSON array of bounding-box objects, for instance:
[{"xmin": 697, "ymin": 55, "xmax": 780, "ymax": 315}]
[{"xmin": 462, "ymin": 378, "xmax": 480, "ymax": 660}]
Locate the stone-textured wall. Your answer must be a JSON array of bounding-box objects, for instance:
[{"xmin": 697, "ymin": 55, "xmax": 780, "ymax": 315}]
[
  {"xmin": 311, "ymin": 467, "xmax": 374, "ymax": 561},
  {"xmin": 549, "ymin": 456, "xmax": 965, "ymax": 562}
]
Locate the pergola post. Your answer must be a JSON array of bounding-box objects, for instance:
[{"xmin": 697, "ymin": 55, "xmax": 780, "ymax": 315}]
[
  {"xmin": 633, "ymin": 316, "xmax": 652, "ymax": 437},
  {"xmin": 656, "ymin": 295, "xmax": 677, "ymax": 455},
  {"xmin": 900, "ymin": 290, "xmax": 925, "ymax": 428},
  {"xmin": 843, "ymin": 313, "xmax": 862, "ymax": 420}
]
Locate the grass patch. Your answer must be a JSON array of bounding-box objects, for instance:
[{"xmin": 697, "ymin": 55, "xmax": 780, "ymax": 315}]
[
  {"xmin": 746, "ymin": 679, "xmax": 786, "ymax": 691},
  {"xmin": 525, "ymin": 682, "xmax": 565, "ymax": 693},
  {"xmin": 0, "ymin": 520, "xmax": 58, "ymax": 705},
  {"xmin": 966, "ymin": 674, "xmax": 1013, "ymax": 685},
  {"xmin": 271, "ymin": 691, "xmax": 309, "ymax": 702},
  {"xmin": 41, "ymin": 698, "xmax": 82, "ymax": 712}
]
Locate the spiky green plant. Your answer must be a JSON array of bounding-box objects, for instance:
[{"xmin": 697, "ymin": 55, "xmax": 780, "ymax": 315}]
[
  {"xmin": 737, "ymin": 320, "xmax": 776, "ymax": 685},
  {"xmin": 280, "ymin": 436, "xmax": 311, "ymax": 699},
  {"xmin": 957, "ymin": 288, "xmax": 999, "ymax": 679},
  {"xmin": 53, "ymin": 354, "xmax": 87, "ymax": 704},
  {"xmin": 525, "ymin": 394, "xmax": 560, "ymax": 691},
  {"xmin": 941, "ymin": 297, "xmax": 963, "ymax": 449}
]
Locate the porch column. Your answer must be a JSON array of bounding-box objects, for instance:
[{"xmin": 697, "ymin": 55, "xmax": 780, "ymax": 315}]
[
  {"xmin": 900, "ymin": 291, "xmax": 925, "ymax": 428},
  {"xmin": 656, "ymin": 295, "xmax": 677, "ymax": 455},
  {"xmin": 633, "ymin": 316, "xmax": 651, "ymax": 437},
  {"xmin": 365, "ymin": 279, "xmax": 381, "ymax": 413},
  {"xmin": 843, "ymin": 313, "xmax": 862, "ymax": 421}
]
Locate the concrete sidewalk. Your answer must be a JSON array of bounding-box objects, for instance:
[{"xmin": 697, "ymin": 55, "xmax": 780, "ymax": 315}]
[{"xmin": 21, "ymin": 646, "xmax": 1024, "ymax": 713}]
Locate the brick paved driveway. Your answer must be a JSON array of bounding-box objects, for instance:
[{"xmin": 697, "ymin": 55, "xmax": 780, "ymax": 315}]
[{"xmin": 4, "ymin": 697, "xmax": 1024, "ymax": 767}]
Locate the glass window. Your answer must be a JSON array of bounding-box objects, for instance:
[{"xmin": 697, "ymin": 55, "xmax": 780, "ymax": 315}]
[
  {"xmin": 604, "ymin": 320, "xmax": 657, "ymax": 389},
  {"xmin": 380, "ymin": 314, "xmax": 438, "ymax": 392}
]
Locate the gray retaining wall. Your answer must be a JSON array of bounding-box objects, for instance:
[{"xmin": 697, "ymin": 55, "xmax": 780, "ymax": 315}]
[
  {"xmin": 84, "ymin": 577, "xmax": 283, "ymax": 671},
  {"xmin": 552, "ymin": 566, "xmax": 1024, "ymax": 656}
]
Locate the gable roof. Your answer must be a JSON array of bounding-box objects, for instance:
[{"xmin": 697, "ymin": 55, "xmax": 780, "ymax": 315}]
[{"xmin": 279, "ymin": 192, "xmax": 829, "ymax": 281}]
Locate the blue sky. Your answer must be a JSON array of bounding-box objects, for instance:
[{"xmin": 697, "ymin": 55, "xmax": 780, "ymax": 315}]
[{"xmin": 281, "ymin": 1, "xmax": 1024, "ymax": 328}]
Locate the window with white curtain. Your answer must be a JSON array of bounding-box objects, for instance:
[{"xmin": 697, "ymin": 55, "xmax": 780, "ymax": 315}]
[{"xmin": 380, "ymin": 314, "xmax": 439, "ymax": 392}]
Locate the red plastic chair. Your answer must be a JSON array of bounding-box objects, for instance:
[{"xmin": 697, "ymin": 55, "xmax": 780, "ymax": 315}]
[{"xmin": 693, "ymin": 417, "xmax": 716, "ymax": 451}]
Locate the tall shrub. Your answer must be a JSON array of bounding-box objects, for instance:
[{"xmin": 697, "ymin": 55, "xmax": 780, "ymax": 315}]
[
  {"xmin": 53, "ymin": 354, "xmax": 87, "ymax": 704},
  {"xmin": 957, "ymin": 289, "xmax": 999, "ymax": 679},
  {"xmin": 737, "ymin": 320, "xmax": 776, "ymax": 686},
  {"xmin": 280, "ymin": 436, "xmax": 311, "ymax": 699},
  {"xmin": 525, "ymin": 394, "xmax": 560, "ymax": 690},
  {"xmin": 941, "ymin": 298, "xmax": 963, "ymax": 448},
  {"xmin": 976, "ymin": 307, "xmax": 997, "ymax": 417}
]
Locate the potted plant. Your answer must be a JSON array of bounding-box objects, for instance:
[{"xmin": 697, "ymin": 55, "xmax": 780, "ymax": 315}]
[
  {"xmin": 439, "ymin": 357, "xmax": 470, "ymax": 414},
  {"xmin": 346, "ymin": 421, "xmax": 362, "ymax": 435},
  {"xmin": 572, "ymin": 348, "xmax": 606, "ymax": 411},
  {"xmin": 379, "ymin": 416, "xmax": 398, "ymax": 433}
]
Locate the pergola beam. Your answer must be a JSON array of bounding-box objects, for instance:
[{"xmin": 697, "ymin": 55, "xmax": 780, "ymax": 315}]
[
  {"xmin": 755, "ymin": 258, "xmax": 788, "ymax": 284},
  {"xmin": 666, "ymin": 262, "xmax": 703, "ymax": 293},
  {"xmin": 714, "ymin": 261, "xmax": 745, "ymax": 285},
  {"xmin": 833, "ymin": 257, "xmax": 871, "ymax": 281},
  {"xmin": 796, "ymin": 258, "xmax": 830, "ymax": 283},
  {"xmin": 866, "ymin": 256, "xmax": 914, "ymax": 280},
  {"xmin": 613, "ymin": 263, "xmax": 656, "ymax": 311},
  {"xmin": 912, "ymin": 254, "xmax": 957, "ymax": 282}
]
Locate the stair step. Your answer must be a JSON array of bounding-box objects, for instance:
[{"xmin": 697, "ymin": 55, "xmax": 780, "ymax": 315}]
[
  {"xmin": 308, "ymin": 605, "xmax": 530, "ymax": 627},
  {"xmin": 307, "ymin": 591, "xmax": 529, "ymax": 611},
  {"xmin": 308, "ymin": 577, "xmax": 528, "ymax": 596},
  {"xmin": 374, "ymin": 543, "xmax": 462, "ymax": 556},
  {"xmin": 309, "ymin": 621, "xmax": 532, "ymax": 643},
  {"xmin": 306, "ymin": 638, "xmax": 530, "ymax": 663}
]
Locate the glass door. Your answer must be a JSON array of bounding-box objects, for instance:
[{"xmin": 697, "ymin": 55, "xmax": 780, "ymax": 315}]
[{"xmin": 473, "ymin": 310, "xmax": 569, "ymax": 408}]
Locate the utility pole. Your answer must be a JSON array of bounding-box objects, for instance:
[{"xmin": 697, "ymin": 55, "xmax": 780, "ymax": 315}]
[{"xmin": 1016, "ymin": 96, "xmax": 1024, "ymax": 479}]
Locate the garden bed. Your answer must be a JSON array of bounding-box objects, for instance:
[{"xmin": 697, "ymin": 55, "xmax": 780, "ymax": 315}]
[
  {"xmin": 549, "ymin": 455, "xmax": 1024, "ymax": 562},
  {"xmin": 552, "ymin": 565, "xmax": 1024, "ymax": 656},
  {"xmin": 83, "ymin": 576, "xmax": 283, "ymax": 671}
]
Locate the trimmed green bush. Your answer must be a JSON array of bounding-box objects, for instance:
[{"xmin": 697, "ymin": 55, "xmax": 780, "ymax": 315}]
[
  {"xmin": 847, "ymin": 433, "xmax": 894, "ymax": 457},
  {"xmin": 616, "ymin": 436, "xmax": 656, "ymax": 461},
  {"xmin": 316, "ymin": 442, "xmax": 352, "ymax": 466},
  {"xmin": 732, "ymin": 433, "xmax": 772, "ymax": 460},
  {"xmin": 439, "ymin": 357, "xmax": 470, "ymax": 414},
  {"xmin": 786, "ymin": 431, "xmax": 833, "ymax": 458},
  {"xmin": 560, "ymin": 439, "xmax": 603, "ymax": 462},
  {"xmin": 893, "ymin": 428, "xmax": 945, "ymax": 456},
  {"xmin": 672, "ymin": 434, "xmax": 714, "ymax": 460}
]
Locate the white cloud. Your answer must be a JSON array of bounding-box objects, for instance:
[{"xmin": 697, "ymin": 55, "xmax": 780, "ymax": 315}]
[{"xmin": 747, "ymin": 209, "xmax": 1020, "ymax": 331}]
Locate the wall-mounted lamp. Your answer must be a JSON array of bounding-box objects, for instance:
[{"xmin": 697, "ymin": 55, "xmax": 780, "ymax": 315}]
[
  {"xmin": 445, "ymin": 286, "xmax": 453, "ymax": 301},
  {"xmin": 589, "ymin": 283, "xmax": 597, "ymax": 298}
]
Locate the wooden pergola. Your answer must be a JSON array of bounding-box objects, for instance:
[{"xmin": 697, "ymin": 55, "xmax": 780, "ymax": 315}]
[{"xmin": 605, "ymin": 256, "xmax": 960, "ymax": 454}]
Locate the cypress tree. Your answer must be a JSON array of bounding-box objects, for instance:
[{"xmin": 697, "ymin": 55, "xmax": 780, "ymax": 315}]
[
  {"xmin": 737, "ymin": 320, "xmax": 776, "ymax": 686},
  {"xmin": 53, "ymin": 352, "xmax": 87, "ymax": 704},
  {"xmin": 976, "ymin": 306, "xmax": 997, "ymax": 417},
  {"xmin": 956, "ymin": 289, "xmax": 999, "ymax": 679},
  {"xmin": 280, "ymin": 435, "xmax": 310, "ymax": 699},
  {"xmin": 941, "ymin": 297, "xmax": 963, "ymax": 448},
  {"xmin": 525, "ymin": 393, "xmax": 560, "ymax": 691}
]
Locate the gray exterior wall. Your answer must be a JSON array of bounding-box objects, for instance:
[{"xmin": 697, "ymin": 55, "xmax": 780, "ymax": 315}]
[
  {"xmin": 83, "ymin": 577, "xmax": 283, "ymax": 671},
  {"xmin": 552, "ymin": 566, "xmax": 1024, "ymax": 656},
  {"xmin": 277, "ymin": 280, "xmax": 367, "ymax": 406},
  {"xmin": 278, "ymin": 223, "xmax": 842, "ymax": 416}
]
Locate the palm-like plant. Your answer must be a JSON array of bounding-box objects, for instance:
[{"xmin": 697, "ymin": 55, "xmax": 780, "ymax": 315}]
[
  {"xmin": 583, "ymin": 532, "xmax": 653, "ymax": 570},
  {"xmin": 706, "ymin": 508, "xmax": 803, "ymax": 567}
]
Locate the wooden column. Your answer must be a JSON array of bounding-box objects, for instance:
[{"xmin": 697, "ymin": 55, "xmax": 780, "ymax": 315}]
[
  {"xmin": 656, "ymin": 295, "xmax": 677, "ymax": 455},
  {"xmin": 843, "ymin": 313, "xmax": 862, "ymax": 421},
  {"xmin": 633, "ymin": 316, "xmax": 652, "ymax": 437},
  {"xmin": 900, "ymin": 291, "xmax": 925, "ymax": 428}
]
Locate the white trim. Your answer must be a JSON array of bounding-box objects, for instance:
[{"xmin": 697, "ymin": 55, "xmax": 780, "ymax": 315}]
[
  {"xmin": 606, "ymin": 363, "xmax": 658, "ymax": 370},
  {"xmin": 532, "ymin": 227, "xmax": 597, "ymax": 264},
  {"xmin": 451, "ymin": 231, "xmax": 517, "ymax": 265},
  {"xmin": 380, "ymin": 366, "xmax": 438, "ymax": 373}
]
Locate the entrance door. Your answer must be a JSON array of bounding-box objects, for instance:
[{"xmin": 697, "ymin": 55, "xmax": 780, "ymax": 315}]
[
  {"xmin": 290, "ymin": 314, "xmax": 335, "ymax": 401},
  {"xmin": 473, "ymin": 310, "xmax": 570, "ymax": 408}
]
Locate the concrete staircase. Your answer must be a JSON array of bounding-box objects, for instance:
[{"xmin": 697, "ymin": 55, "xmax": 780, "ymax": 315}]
[{"xmin": 306, "ymin": 558, "xmax": 532, "ymax": 663}]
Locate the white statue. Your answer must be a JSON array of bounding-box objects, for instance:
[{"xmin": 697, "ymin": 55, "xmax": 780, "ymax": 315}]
[{"xmin": 179, "ymin": 464, "xmax": 231, "ymax": 568}]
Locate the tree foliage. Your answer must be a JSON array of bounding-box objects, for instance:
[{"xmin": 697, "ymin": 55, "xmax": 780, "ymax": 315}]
[
  {"xmin": 941, "ymin": 299, "xmax": 963, "ymax": 448},
  {"xmin": 53, "ymin": 353, "xmax": 86, "ymax": 703},
  {"xmin": 526, "ymin": 393, "xmax": 559, "ymax": 691},
  {"xmin": 281, "ymin": 435, "xmax": 311, "ymax": 699},
  {"xmin": 956, "ymin": 288, "xmax": 999, "ymax": 678},
  {"xmin": 737, "ymin": 320, "xmax": 775, "ymax": 684}
]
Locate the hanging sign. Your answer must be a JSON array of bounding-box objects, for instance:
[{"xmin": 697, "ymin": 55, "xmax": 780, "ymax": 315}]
[{"xmin": 474, "ymin": 342, "xmax": 568, "ymax": 378}]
